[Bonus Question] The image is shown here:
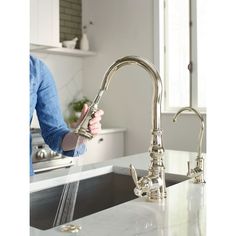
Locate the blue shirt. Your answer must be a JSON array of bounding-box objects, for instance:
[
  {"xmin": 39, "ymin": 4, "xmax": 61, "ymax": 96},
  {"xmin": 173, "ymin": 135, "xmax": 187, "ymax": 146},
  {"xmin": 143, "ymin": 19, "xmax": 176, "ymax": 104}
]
[{"xmin": 30, "ymin": 55, "xmax": 86, "ymax": 175}]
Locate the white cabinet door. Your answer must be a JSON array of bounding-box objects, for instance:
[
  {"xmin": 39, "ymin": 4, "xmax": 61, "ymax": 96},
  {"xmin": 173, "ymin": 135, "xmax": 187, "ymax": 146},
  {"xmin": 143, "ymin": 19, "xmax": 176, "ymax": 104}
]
[
  {"xmin": 80, "ymin": 131, "xmax": 125, "ymax": 165},
  {"xmin": 30, "ymin": 0, "xmax": 61, "ymax": 47}
]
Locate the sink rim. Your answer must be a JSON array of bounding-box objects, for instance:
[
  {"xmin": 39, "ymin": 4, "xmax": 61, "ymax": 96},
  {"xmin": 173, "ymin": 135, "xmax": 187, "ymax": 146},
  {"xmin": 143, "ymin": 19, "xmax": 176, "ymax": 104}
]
[{"xmin": 30, "ymin": 165, "xmax": 190, "ymax": 193}]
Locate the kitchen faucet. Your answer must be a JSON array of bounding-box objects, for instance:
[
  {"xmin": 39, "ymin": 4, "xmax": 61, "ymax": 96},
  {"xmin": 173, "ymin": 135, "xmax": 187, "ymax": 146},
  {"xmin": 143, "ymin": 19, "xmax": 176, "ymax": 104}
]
[
  {"xmin": 173, "ymin": 107, "xmax": 206, "ymax": 184},
  {"xmin": 74, "ymin": 56, "xmax": 166, "ymax": 201}
]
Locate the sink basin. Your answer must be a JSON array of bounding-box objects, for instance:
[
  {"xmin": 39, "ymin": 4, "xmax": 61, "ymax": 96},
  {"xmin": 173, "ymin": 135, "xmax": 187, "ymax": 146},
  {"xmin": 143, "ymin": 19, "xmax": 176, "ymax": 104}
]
[{"xmin": 30, "ymin": 169, "xmax": 189, "ymax": 230}]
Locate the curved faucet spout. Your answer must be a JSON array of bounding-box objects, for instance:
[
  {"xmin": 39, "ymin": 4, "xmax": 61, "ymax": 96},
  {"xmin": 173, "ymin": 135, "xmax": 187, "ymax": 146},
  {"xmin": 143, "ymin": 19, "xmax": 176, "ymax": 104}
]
[
  {"xmin": 94, "ymin": 56, "xmax": 163, "ymax": 136},
  {"xmin": 173, "ymin": 107, "xmax": 204, "ymax": 158},
  {"xmin": 173, "ymin": 107, "xmax": 206, "ymax": 184},
  {"xmin": 76, "ymin": 56, "xmax": 164, "ymax": 153}
]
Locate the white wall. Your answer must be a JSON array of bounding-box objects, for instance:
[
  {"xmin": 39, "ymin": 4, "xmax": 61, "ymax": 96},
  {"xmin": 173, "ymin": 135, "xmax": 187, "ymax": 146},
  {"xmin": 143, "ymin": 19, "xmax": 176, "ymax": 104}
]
[
  {"xmin": 82, "ymin": 0, "xmax": 206, "ymax": 155},
  {"xmin": 82, "ymin": 0, "xmax": 155, "ymax": 155},
  {"xmin": 30, "ymin": 52, "xmax": 84, "ymax": 127}
]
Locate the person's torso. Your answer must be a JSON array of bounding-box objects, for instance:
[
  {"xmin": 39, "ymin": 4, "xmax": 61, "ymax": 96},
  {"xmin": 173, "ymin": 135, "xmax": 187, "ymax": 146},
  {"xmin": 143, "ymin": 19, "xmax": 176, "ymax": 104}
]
[{"xmin": 30, "ymin": 55, "xmax": 40, "ymax": 123}]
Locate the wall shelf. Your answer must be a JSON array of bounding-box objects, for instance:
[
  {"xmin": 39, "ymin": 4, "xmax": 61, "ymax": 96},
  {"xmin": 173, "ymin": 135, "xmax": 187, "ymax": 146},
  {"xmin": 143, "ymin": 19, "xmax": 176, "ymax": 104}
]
[{"xmin": 30, "ymin": 46, "xmax": 96, "ymax": 57}]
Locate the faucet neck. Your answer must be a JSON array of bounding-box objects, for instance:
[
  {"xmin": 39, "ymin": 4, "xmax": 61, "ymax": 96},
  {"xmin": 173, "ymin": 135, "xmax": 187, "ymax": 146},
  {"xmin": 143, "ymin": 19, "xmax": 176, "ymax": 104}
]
[
  {"xmin": 99, "ymin": 56, "xmax": 164, "ymax": 160},
  {"xmin": 173, "ymin": 106, "xmax": 204, "ymax": 158}
]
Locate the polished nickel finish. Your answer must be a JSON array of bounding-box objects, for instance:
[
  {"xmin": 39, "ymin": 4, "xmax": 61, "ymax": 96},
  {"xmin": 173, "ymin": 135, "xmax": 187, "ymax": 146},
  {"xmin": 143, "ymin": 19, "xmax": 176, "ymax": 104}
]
[
  {"xmin": 173, "ymin": 107, "xmax": 206, "ymax": 184},
  {"xmin": 74, "ymin": 56, "xmax": 166, "ymax": 201},
  {"xmin": 60, "ymin": 224, "xmax": 82, "ymax": 233}
]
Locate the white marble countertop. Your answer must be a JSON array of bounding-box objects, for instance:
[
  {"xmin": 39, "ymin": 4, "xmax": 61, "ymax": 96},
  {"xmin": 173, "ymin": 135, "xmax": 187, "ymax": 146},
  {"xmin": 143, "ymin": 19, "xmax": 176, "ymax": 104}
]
[{"xmin": 30, "ymin": 150, "xmax": 206, "ymax": 236}]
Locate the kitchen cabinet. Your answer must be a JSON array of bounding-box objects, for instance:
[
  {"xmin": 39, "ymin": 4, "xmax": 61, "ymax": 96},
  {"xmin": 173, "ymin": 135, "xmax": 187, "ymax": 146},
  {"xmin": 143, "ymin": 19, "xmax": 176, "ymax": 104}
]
[
  {"xmin": 30, "ymin": 0, "xmax": 96, "ymax": 56},
  {"xmin": 80, "ymin": 129, "xmax": 126, "ymax": 165},
  {"xmin": 30, "ymin": 0, "xmax": 61, "ymax": 47}
]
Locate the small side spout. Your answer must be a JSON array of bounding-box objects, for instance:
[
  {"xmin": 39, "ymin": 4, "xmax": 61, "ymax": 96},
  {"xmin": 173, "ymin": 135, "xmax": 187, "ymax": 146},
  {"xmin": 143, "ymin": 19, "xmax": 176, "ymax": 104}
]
[{"xmin": 173, "ymin": 107, "xmax": 206, "ymax": 184}]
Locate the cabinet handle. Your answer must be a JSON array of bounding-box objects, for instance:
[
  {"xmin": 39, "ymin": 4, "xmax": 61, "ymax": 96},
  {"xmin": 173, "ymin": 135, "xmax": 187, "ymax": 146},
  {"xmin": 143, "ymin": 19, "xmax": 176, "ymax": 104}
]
[{"xmin": 98, "ymin": 138, "xmax": 104, "ymax": 143}]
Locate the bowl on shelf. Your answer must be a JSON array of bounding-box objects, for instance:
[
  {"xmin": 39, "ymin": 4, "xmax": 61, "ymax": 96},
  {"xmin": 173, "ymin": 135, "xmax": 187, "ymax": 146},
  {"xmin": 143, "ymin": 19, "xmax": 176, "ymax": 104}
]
[{"xmin": 62, "ymin": 37, "xmax": 78, "ymax": 49}]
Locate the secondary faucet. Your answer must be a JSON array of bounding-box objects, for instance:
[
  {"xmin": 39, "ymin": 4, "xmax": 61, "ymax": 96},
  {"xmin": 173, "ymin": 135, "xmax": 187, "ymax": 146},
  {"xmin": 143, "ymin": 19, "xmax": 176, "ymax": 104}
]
[
  {"xmin": 173, "ymin": 107, "xmax": 206, "ymax": 184},
  {"xmin": 74, "ymin": 56, "xmax": 166, "ymax": 201}
]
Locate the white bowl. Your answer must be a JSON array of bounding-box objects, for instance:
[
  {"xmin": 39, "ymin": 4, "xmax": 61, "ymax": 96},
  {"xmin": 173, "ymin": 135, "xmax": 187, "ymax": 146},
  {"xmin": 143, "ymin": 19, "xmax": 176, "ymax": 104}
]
[{"xmin": 62, "ymin": 40, "xmax": 76, "ymax": 49}]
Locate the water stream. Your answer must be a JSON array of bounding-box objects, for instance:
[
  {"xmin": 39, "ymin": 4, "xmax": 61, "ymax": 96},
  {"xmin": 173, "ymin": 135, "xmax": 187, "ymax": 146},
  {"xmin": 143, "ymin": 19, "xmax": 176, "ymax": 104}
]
[{"xmin": 52, "ymin": 138, "xmax": 86, "ymax": 227}]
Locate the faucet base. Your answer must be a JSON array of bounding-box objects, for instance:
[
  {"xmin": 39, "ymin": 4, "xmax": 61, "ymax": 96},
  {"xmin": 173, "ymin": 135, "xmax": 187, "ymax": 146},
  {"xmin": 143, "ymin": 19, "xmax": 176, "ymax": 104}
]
[
  {"xmin": 147, "ymin": 190, "xmax": 167, "ymax": 201},
  {"xmin": 193, "ymin": 175, "xmax": 206, "ymax": 184}
]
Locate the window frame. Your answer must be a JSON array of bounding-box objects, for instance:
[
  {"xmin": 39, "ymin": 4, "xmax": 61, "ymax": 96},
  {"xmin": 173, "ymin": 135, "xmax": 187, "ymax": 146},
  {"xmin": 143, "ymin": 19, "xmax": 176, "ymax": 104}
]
[{"xmin": 154, "ymin": 0, "xmax": 206, "ymax": 113}]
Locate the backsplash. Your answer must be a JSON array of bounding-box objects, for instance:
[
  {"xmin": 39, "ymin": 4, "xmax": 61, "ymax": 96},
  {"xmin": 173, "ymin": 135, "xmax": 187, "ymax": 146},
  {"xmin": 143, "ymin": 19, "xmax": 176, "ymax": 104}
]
[{"xmin": 60, "ymin": 0, "xmax": 82, "ymax": 48}]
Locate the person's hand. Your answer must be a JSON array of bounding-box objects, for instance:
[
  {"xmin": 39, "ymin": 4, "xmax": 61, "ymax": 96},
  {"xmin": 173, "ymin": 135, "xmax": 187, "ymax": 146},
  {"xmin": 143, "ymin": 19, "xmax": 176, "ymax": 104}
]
[{"xmin": 78, "ymin": 104, "xmax": 104, "ymax": 135}]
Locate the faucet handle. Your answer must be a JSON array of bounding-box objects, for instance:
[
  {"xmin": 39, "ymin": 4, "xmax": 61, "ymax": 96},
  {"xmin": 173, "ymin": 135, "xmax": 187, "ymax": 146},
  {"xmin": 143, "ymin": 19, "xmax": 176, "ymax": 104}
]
[
  {"xmin": 129, "ymin": 164, "xmax": 153, "ymax": 197},
  {"xmin": 187, "ymin": 161, "xmax": 192, "ymax": 176},
  {"xmin": 130, "ymin": 164, "xmax": 143, "ymax": 197},
  {"xmin": 130, "ymin": 164, "xmax": 139, "ymax": 188}
]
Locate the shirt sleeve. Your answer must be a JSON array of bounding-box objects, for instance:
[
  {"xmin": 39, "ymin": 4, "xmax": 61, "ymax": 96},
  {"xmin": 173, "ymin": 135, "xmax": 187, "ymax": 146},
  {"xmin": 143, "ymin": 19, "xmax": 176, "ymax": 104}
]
[
  {"xmin": 35, "ymin": 58, "xmax": 86, "ymax": 157},
  {"xmin": 62, "ymin": 143, "xmax": 87, "ymax": 157}
]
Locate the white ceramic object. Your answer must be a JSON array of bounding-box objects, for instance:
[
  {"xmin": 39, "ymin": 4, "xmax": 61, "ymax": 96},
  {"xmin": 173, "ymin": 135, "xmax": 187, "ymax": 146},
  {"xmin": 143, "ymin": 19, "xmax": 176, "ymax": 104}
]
[
  {"xmin": 62, "ymin": 37, "xmax": 78, "ymax": 49},
  {"xmin": 80, "ymin": 33, "xmax": 89, "ymax": 51}
]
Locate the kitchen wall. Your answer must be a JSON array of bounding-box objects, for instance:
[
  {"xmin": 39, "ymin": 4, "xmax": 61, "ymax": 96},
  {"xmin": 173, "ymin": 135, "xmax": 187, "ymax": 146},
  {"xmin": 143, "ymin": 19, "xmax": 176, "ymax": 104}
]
[
  {"xmin": 30, "ymin": 52, "xmax": 84, "ymax": 128},
  {"xmin": 81, "ymin": 0, "xmax": 207, "ymax": 154}
]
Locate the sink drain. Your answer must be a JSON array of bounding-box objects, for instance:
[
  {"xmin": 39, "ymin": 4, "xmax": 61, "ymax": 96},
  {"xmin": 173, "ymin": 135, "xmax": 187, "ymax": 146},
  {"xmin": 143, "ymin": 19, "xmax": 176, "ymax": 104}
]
[{"xmin": 59, "ymin": 224, "xmax": 82, "ymax": 233}]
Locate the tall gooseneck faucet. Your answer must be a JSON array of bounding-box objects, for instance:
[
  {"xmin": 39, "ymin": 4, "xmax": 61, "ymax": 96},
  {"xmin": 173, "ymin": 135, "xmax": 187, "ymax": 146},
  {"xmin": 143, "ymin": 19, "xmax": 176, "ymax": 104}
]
[
  {"xmin": 74, "ymin": 56, "xmax": 166, "ymax": 201},
  {"xmin": 173, "ymin": 107, "xmax": 206, "ymax": 183}
]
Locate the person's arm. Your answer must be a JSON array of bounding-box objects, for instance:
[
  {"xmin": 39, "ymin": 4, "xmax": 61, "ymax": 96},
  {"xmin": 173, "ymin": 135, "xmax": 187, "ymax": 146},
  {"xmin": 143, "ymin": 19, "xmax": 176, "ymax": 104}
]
[
  {"xmin": 35, "ymin": 57, "xmax": 104, "ymax": 155},
  {"xmin": 35, "ymin": 59, "xmax": 70, "ymax": 154}
]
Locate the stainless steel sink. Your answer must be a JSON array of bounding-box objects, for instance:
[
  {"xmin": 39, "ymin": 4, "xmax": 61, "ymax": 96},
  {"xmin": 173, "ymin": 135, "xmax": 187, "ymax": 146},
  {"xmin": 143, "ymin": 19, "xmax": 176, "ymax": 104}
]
[{"xmin": 30, "ymin": 171, "xmax": 189, "ymax": 230}]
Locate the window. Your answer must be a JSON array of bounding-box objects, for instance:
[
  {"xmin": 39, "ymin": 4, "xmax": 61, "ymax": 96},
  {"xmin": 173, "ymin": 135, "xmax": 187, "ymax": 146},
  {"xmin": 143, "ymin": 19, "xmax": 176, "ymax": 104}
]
[{"xmin": 155, "ymin": 0, "xmax": 206, "ymax": 112}]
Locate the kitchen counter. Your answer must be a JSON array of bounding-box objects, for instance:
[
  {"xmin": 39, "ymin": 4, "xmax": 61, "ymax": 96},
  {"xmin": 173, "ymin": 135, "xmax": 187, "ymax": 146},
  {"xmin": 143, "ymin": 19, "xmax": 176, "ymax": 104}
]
[{"xmin": 30, "ymin": 150, "xmax": 206, "ymax": 235}]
